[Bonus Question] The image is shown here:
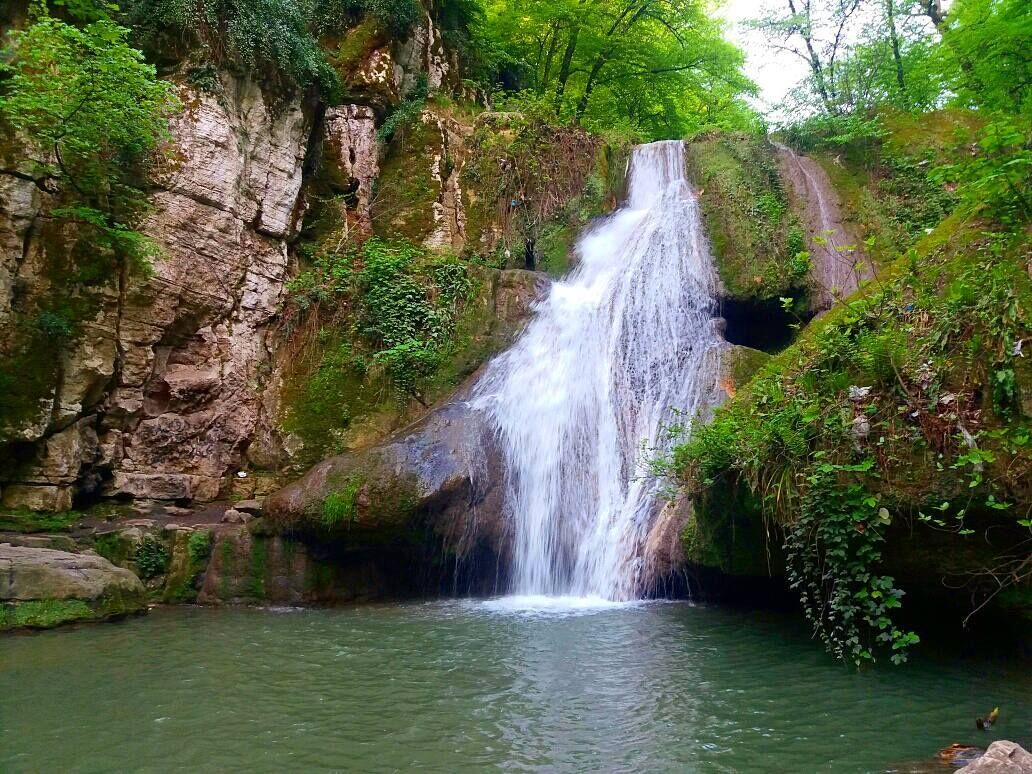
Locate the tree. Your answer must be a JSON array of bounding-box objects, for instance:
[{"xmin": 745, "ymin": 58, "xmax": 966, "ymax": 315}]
[
  {"xmin": 748, "ymin": 0, "xmax": 868, "ymax": 113},
  {"xmin": 483, "ymin": 0, "xmax": 756, "ymax": 139},
  {"xmin": 0, "ymin": 9, "xmax": 179, "ymax": 269}
]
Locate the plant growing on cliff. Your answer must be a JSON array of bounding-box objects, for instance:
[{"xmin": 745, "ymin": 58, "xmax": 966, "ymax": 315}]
[
  {"xmin": 673, "ymin": 218, "xmax": 1031, "ymax": 663},
  {"xmin": 785, "ymin": 461, "xmax": 918, "ymax": 665},
  {"xmin": 134, "ymin": 536, "xmax": 170, "ymax": 578},
  {"xmin": 281, "ymin": 236, "xmax": 479, "ymax": 457},
  {"xmin": 0, "ymin": 9, "xmax": 178, "ymax": 271},
  {"xmin": 123, "ymin": 0, "xmax": 339, "ymax": 94},
  {"xmin": 355, "ymin": 238, "xmax": 476, "ymax": 402},
  {"xmin": 322, "ymin": 475, "xmax": 364, "ymax": 526},
  {"xmin": 0, "ymin": 7, "xmax": 179, "ymax": 434},
  {"xmin": 377, "ymin": 74, "xmax": 429, "ymax": 144}
]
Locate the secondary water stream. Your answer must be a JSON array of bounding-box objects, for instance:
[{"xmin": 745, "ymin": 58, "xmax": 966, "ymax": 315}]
[
  {"xmin": 475, "ymin": 140, "xmax": 720, "ymax": 600},
  {"xmin": 774, "ymin": 142, "xmax": 872, "ymax": 309},
  {"xmin": 2, "ymin": 604, "xmax": 1028, "ymax": 772}
]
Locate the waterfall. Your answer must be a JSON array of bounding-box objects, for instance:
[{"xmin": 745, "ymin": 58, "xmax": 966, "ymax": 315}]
[{"xmin": 474, "ymin": 140, "xmax": 721, "ymax": 601}]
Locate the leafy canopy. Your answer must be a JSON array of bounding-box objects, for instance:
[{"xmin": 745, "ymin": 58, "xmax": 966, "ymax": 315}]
[
  {"xmin": 480, "ymin": 0, "xmax": 758, "ymax": 140},
  {"xmin": 0, "ymin": 6, "xmax": 178, "ymax": 267}
]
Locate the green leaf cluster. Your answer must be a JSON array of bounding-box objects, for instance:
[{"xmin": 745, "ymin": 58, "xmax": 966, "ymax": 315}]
[
  {"xmin": 0, "ymin": 10, "xmax": 177, "ymax": 270},
  {"xmin": 285, "ymin": 236, "xmax": 478, "ymax": 415},
  {"xmin": 477, "ymin": 0, "xmax": 758, "ymax": 140},
  {"xmin": 672, "ymin": 219, "xmax": 1032, "ymax": 662}
]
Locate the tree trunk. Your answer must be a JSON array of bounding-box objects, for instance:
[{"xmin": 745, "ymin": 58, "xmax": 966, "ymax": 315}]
[
  {"xmin": 553, "ymin": 24, "xmax": 580, "ymax": 113},
  {"xmin": 886, "ymin": 0, "xmax": 907, "ymax": 94},
  {"xmin": 539, "ymin": 21, "xmax": 561, "ymax": 93},
  {"xmin": 788, "ymin": 0, "xmax": 833, "ymax": 110},
  {"xmin": 923, "ymin": 0, "xmax": 946, "ymax": 29},
  {"xmin": 575, "ymin": 53, "xmax": 608, "ymax": 119}
]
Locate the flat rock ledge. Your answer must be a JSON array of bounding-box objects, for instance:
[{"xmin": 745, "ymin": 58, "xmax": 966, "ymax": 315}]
[
  {"xmin": 0, "ymin": 543, "xmax": 147, "ymax": 631},
  {"xmin": 958, "ymin": 742, "xmax": 1032, "ymax": 773}
]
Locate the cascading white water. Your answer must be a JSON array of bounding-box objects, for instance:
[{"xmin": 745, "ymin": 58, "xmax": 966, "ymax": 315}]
[{"xmin": 474, "ymin": 140, "xmax": 721, "ymax": 601}]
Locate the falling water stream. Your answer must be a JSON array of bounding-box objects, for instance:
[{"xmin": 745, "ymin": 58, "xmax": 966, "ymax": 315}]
[{"xmin": 475, "ymin": 140, "xmax": 721, "ymax": 600}]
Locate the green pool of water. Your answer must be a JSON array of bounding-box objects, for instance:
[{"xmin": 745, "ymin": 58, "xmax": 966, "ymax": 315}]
[{"xmin": 1, "ymin": 600, "xmax": 1028, "ymax": 772}]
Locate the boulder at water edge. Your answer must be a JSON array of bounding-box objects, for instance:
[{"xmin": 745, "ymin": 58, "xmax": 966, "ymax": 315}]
[
  {"xmin": 0, "ymin": 543, "xmax": 147, "ymax": 630},
  {"xmin": 958, "ymin": 742, "xmax": 1032, "ymax": 773}
]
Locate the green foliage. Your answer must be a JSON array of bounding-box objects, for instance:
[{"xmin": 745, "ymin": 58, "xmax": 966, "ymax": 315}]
[
  {"xmin": 784, "ymin": 113, "xmax": 887, "ymax": 154},
  {"xmin": 377, "ymin": 74, "xmax": 428, "ymax": 143},
  {"xmin": 768, "ymin": 0, "xmax": 1030, "ymax": 235},
  {"xmin": 187, "ymin": 529, "xmax": 212, "ymax": 565},
  {"xmin": 358, "ymin": 0, "xmax": 421, "ymax": 36},
  {"xmin": 786, "ymin": 463, "xmax": 918, "ymax": 666},
  {"xmin": 0, "ymin": 8, "xmax": 175, "ymax": 435},
  {"xmin": 134, "ymin": 536, "xmax": 170, "ymax": 578},
  {"xmin": 123, "ymin": 0, "xmax": 340, "ymax": 94},
  {"xmin": 932, "ymin": 117, "xmax": 1031, "ymax": 226},
  {"xmin": 321, "ymin": 474, "xmax": 363, "ymax": 525},
  {"xmin": 1, "ymin": 599, "xmax": 93, "ymax": 629},
  {"xmin": 355, "ymin": 238, "xmax": 475, "ymax": 396},
  {"xmin": 673, "ymin": 218, "xmax": 1032, "ymax": 662},
  {"xmin": 940, "ymin": 0, "xmax": 1031, "ymax": 117},
  {"xmin": 685, "ymin": 133, "xmax": 803, "ymax": 300},
  {"xmin": 479, "ymin": 0, "xmax": 757, "ymax": 140},
  {"xmin": 0, "ymin": 509, "xmax": 81, "ymax": 533},
  {"xmin": 0, "ymin": 11, "xmax": 177, "ymax": 271},
  {"xmin": 123, "ymin": 0, "xmax": 483, "ymax": 94},
  {"xmin": 281, "ymin": 237, "xmax": 478, "ymax": 457}
]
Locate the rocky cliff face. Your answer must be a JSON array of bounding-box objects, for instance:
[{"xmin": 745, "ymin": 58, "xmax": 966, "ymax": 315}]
[
  {"xmin": 0, "ymin": 74, "xmax": 312, "ymax": 510},
  {"xmin": 0, "ymin": 11, "xmax": 497, "ymax": 514}
]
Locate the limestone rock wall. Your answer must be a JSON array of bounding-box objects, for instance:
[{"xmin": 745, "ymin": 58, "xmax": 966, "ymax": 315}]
[
  {"xmin": 0, "ymin": 72, "xmax": 392, "ymax": 511},
  {"xmin": 0, "ymin": 10, "xmax": 516, "ymax": 514}
]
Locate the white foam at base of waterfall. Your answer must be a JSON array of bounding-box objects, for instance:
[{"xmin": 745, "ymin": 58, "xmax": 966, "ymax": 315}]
[{"xmin": 473, "ymin": 140, "xmax": 721, "ymax": 601}]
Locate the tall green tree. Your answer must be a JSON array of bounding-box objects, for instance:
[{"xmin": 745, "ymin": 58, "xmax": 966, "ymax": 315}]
[{"xmin": 483, "ymin": 0, "xmax": 756, "ymax": 139}]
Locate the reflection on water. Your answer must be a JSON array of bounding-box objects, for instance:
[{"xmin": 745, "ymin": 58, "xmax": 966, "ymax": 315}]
[{"xmin": 1, "ymin": 601, "xmax": 1028, "ymax": 772}]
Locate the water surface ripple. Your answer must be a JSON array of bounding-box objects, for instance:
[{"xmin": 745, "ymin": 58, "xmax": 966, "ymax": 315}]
[{"xmin": 1, "ymin": 603, "xmax": 1028, "ymax": 772}]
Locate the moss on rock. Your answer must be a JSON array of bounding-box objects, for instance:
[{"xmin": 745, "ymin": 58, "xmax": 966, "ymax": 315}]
[
  {"xmin": 675, "ymin": 210, "xmax": 1032, "ymax": 643},
  {"xmin": 0, "ymin": 543, "xmax": 148, "ymax": 631},
  {"xmin": 685, "ymin": 132, "xmax": 806, "ymax": 301}
]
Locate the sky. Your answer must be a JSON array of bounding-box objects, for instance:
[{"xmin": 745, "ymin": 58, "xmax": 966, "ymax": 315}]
[
  {"xmin": 719, "ymin": 0, "xmax": 952, "ymax": 119},
  {"xmin": 717, "ymin": 0, "xmax": 811, "ymax": 116}
]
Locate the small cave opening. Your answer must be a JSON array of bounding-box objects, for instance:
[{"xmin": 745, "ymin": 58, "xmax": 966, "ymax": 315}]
[{"xmin": 718, "ymin": 296, "xmax": 809, "ymax": 353}]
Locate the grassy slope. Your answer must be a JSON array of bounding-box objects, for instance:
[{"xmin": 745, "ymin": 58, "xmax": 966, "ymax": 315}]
[{"xmin": 676, "ymin": 113, "xmax": 1032, "ymax": 632}]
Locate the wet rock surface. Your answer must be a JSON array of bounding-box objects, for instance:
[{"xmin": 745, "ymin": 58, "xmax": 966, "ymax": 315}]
[
  {"xmin": 265, "ymin": 383, "xmax": 511, "ymax": 564},
  {"xmin": 775, "ymin": 143, "xmax": 873, "ymax": 311}
]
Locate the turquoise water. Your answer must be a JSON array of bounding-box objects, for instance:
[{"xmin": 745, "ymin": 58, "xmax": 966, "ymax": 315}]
[{"xmin": 1, "ymin": 600, "xmax": 1028, "ymax": 772}]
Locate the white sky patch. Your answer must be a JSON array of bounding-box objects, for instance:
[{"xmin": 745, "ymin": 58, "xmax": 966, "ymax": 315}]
[
  {"xmin": 716, "ymin": 0, "xmax": 951, "ymax": 122},
  {"xmin": 717, "ymin": 0, "xmax": 810, "ymax": 116}
]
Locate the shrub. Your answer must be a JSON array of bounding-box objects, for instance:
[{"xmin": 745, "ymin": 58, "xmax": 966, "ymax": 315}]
[
  {"xmin": 134, "ymin": 536, "xmax": 170, "ymax": 579},
  {"xmin": 123, "ymin": 0, "xmax": 340, "ymax": 94}
]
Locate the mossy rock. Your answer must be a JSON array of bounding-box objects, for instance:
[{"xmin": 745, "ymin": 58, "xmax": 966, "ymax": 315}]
[
  {"xmin": 685, "ymin": 132, "xmax": 804, "ymax": 301},
  {"xmin": 278, "ymin": 265, "xmax": 540, "ymax": 466},
  {"xmin": 802, "ymin": 108, "xmax": 980, "ymax": 268},
  {"xmin": 677, "ymin": 208, "xmax": 1032, "ymax": 628},
  {"xmin": 372, "ymin": 115, "xmax": 443, "ymax": 243},
  {"xmin": 0, "ymin": 543, "xmax": 147, "ymax": 631},
  {"xmin": 719, "ymin": 345, "xmax": 771, "ymax": 397},
  {"xmin": 683, "ymin": 482, "xmax": 780, "ymax": 577},
  {"xmin": 161, "ymin": 528, "xmax": 212, "ymax": 603}
]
